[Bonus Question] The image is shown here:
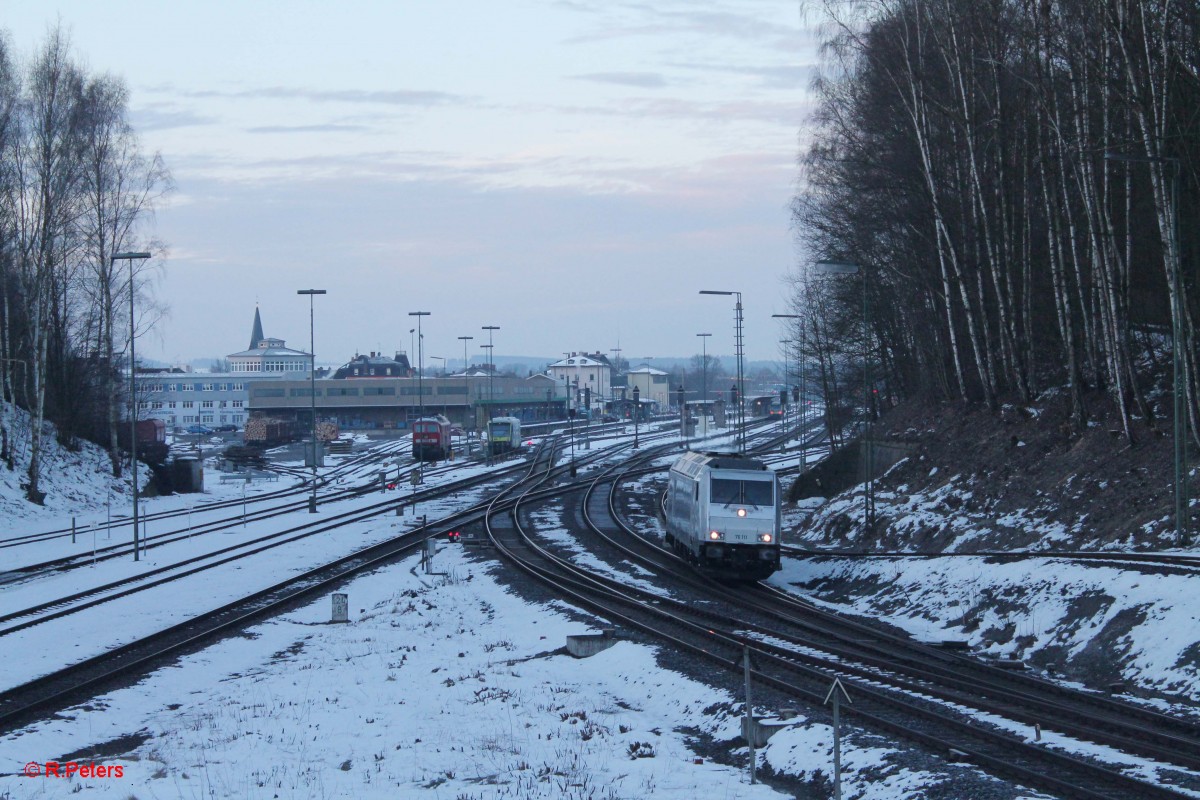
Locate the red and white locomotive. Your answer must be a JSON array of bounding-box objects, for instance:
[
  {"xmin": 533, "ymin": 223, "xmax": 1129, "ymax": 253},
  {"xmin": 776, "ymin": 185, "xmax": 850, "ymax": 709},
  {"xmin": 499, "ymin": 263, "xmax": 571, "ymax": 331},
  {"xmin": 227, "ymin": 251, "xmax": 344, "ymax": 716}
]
[{"xmin": 412, "ymin": 415, "xmax": 453, "ymax": 461}]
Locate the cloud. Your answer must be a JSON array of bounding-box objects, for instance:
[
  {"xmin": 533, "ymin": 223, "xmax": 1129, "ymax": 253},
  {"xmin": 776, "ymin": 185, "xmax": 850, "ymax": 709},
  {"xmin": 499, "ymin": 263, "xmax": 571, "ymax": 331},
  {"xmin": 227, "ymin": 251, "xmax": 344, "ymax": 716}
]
[
  {"xmin": 670, "ymin": 62, "xmax": 820, "ymax": 91},
  {"xmin": 246, "ymin": 123, "xmax": 371, "ymax": 134},
  {"xmin": 571, "ymin": 71, "xmax": 667, "ymax": 88},
  {"xmin": 562, "ymin": 2, "xmax": 802, "ymax": 46},
  {"xmin": 130, "ymin": 105, "xmax": 218, "ymax": 131},
  {"xmin": 146, "ymin": 83, "xmax": 468, "ymax": 108}
]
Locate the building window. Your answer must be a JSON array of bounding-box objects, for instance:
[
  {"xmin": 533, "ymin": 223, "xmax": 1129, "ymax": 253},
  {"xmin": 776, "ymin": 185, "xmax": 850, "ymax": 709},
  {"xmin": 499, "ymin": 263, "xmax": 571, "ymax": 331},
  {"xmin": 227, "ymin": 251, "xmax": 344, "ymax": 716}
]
[
  {"xmin": 232, "ymin": 400, "xmax": 243, "ymax": 408},
  {"xmin": 183, "ymin": 401, "xmax": 194, "ymax": 409},
  {"xmin": 151, "ymin": 401, "xmax": 163, "ymax": 410},
  {"xmin": 201, "ymin": 414, "xmax": 214, "ymax": 423},
  {"xmin": 201, "ymin": 400, "xmax": 214, "ymax": 409},
  {"xmin": 168, "ymin": 401, "xmax": 176, "ymax": 409}
]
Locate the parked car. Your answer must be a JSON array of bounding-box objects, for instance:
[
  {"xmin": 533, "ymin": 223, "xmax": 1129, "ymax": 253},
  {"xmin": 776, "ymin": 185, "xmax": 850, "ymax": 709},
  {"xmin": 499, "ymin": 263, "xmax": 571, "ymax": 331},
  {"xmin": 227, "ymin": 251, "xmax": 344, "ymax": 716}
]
[
  {"xmin": 213, "ymin": 424, "xmax": 239, "ymax": 432},
  {"xmin": 186, "ymin": 424, "xmax": 213, "ymax": 434},
  {"xmin": 601, "ymin": 414, "xmax": 618, "ymax": 423}
]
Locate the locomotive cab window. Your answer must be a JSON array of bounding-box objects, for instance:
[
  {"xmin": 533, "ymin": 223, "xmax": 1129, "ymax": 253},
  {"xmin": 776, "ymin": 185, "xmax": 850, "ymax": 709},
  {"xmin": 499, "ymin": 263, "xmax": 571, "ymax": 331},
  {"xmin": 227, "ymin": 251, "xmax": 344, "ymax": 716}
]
[{"xmin": 710, "ymin": 478, "xmax": 773, "ymax": 507}]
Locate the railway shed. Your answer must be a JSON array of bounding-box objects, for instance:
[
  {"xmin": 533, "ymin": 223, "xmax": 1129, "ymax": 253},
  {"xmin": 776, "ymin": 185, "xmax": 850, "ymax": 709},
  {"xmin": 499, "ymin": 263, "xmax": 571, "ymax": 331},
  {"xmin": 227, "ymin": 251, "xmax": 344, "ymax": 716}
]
[{"xmin": 247, "ymin": 373, "xmax": 568, "ymax": 432}]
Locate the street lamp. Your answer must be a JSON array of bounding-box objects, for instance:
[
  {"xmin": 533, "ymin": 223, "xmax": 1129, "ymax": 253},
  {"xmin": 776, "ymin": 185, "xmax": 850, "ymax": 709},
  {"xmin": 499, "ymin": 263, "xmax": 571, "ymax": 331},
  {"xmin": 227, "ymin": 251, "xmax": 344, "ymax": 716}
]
[
  {"xmin": 814, "ymin": 262, "xmax": 873, "ymax": 535},
  {"xmin": 458, "ymin": 335, "xmax": 474, "ymax": 450},
  {"xmin": 780, "ymin": 339, "xmax": 794, "ymax": 444},
  {"xmin": 298, "ymin": 289, "xmax": 327, "ymax": 513},
  {"xmin": 114, "ymin": 251, "xmax": 151, "ymax": 561},
  {"xmin": 697, "ymin": 333, "xmax": 711, "ymax": 436},
  {"xmin": 773, "ymin": 314, "xmax": 802, "ymax": 438},
  {"xmin": 1106, "ymin": 151, "xmax": 1189, "ymax": 546},
  {"xmin": 775, "ymin": 314, "xmax": 810, "ymax": 467},
  {"xmin": 566, "ymin": 373, "xmax": 577, "ymax": 476},
  {"xmin": 409, "ymin": 312, "xmax": 431, "ymax": 422},
  {"xmin": 482, "ymin": 325, "xmax": 499, "ymax": 425},
  {"xmin": 696, "ymin": 332, "xmax": 712, "ymax": 403},
  {"xmin": 700, "ymin": 290, "xmax": 744, "ymax": 454},
  {"xmin": 632, "ymin": 385, "xmax": 640, "ymax": 448}
]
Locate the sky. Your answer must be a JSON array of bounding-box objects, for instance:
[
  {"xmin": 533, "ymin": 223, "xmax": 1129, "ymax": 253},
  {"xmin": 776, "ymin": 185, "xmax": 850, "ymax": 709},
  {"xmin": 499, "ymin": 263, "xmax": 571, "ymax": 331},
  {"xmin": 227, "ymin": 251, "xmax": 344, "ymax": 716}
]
[{"xmin": 5, "ymin": 1, "xmax": 821, "ymax": 368}]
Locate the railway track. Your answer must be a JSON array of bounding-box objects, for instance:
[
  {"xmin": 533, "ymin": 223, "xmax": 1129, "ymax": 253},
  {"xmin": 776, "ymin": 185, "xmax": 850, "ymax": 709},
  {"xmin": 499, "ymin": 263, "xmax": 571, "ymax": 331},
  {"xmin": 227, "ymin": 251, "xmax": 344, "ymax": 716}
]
[
  {"xmin": 782, "ymin": 545, "xmax": 1200, "ymax": 576},
  {"xmin": 0, "ymin": 436, "xmax": 416, "ymax": 552},
  {"xmin": 478, "ymin": 430, "xmax": 1199, "ymax": 798},
  {"xmin": 0, "ymin": 421, "xmax": 719, "ymax": 734}
]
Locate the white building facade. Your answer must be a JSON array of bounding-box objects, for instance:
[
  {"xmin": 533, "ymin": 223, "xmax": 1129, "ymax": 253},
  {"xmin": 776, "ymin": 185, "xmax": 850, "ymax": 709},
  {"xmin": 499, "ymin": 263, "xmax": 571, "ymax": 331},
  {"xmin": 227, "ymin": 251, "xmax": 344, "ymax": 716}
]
[
  {"xmin": 135, "ymin": 307, "xmax": 310, "ymax": 431},
  {"xmin": 547, "ymin": 352, "xmax": 613, "ymax": 411}
]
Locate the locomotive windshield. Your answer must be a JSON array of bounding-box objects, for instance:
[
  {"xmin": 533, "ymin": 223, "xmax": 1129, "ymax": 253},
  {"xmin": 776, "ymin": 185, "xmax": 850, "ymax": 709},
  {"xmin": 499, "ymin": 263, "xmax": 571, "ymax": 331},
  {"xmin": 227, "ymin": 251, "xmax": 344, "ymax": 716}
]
[{"xmin": 710, "ymin": 478, "xmax": 773, "ymax": 507}]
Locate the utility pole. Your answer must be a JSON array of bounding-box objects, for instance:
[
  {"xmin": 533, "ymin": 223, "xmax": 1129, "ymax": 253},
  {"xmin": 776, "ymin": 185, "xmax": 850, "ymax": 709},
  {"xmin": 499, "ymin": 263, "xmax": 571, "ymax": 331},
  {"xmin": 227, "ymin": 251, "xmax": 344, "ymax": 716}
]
[
  {"xmin": 298, "ymin": 289, "xmax": 327, "ymax": 512},
  {"xmin": 114, "ymin": 251, "xmax": 151, "ymax": 559}
]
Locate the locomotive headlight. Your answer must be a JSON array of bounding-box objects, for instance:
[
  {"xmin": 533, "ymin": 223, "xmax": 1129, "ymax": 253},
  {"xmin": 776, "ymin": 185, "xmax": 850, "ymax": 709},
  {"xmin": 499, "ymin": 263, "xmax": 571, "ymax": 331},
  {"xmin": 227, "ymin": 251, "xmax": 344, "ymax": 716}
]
[
  {"xmin": 736, "ymin": 508, "xmax": 747, "ymax": 518},
  {"xmin": 708, "ymin": 530, "xmax": 723, "ymax": 540},
  {"xmin": 758, "ymin": 533, "xmax": 773, "ymax": 543}
]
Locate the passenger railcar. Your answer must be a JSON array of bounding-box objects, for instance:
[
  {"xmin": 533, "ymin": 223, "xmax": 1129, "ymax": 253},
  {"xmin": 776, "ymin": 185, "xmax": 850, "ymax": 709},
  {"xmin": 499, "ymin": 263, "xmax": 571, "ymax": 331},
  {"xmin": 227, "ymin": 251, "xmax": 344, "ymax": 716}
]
[
  {"xmin": 488, "ymin": 416, "xmax": 521, "ymax": 456},
  {"xmin": 665, "ymin": 451, "xmax": 781, "ymax": 581},
  {"xmin": 413, "ymin": 415, "xmax": 453, "ymax": 461}
]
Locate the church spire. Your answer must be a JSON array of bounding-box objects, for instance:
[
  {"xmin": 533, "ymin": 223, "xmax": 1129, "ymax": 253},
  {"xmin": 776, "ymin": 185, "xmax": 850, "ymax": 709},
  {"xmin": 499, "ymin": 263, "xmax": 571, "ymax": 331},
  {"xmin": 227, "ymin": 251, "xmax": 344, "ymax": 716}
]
[{"xmin": 249, "ymin": 306, "xmax": 265, "ymax": 350}]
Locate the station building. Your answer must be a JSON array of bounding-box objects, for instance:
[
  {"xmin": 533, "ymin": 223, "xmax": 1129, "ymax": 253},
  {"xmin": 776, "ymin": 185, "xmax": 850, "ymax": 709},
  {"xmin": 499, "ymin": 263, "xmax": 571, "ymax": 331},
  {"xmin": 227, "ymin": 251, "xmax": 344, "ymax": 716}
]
[
  {"xmin": 626, "ymin": 366, "xmax": 671, "ymax": 408},
  {"xmin": 546, "ymin": 352, "xmax": 614, "ymax": 412}
]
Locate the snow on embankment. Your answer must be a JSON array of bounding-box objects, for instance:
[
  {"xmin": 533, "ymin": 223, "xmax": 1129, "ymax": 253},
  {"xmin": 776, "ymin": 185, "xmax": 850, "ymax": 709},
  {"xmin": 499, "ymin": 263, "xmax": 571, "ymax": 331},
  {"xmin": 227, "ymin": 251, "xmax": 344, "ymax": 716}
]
[{"xmin": 0, "ymin": 401, "xmax": 130, "ymax": 522}]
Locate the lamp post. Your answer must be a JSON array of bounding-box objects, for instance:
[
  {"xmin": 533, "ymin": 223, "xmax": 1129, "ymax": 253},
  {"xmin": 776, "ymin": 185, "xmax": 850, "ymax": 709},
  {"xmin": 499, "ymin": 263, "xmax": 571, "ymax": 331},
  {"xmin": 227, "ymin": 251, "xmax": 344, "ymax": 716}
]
[
  {"xmin": 610, "ymin": 345, "xmax": 623, "ymax": 410},
  {"xmin": 780, "ymin": 339, "xmax": 794, "ymax": 444},
  {"xmin": 114, "ymin": 251, "xmax": 151, "ymax": 560},
  {"xmin": 567, "ymin": 374, "xmax": 577, "ymax": 476},
  {"xmin": 429, "ymin": 356, "xmax": 445, "ymax": 419},
  {"xmin": 814, "ymin": 262, "xmax": 873, "ymax": 535},
  {"xmin": 482, "ymin": 325, "xmax": 499, "ymax": 424},
  {"xmin": 632, "ymin": 385, "xmax": 640, "ymax": 448},
  {"xmin": 297, "ymin": 289, "xmax": 327, "ymax": 513},
  {"xmin": 774, "ymin": 313, "xmax": 802, "ymax": 443},
  {"xmin": 408, "ymin": 312, "xmax": 431, "ymax": 420},
  {"xmin": 458, "ymin": 335, "xmax": 474, "ymax": 449},
  {"xmin": 700, "ymin": 290, "xmax": 744, "ymax": 454},
  {"xmin": 774, "ymin": 314, "xmax": 810, "ymax": 463},
  {"xmin": 1106, "ymin": 151, "xmax": 1189, "ymax": 546}
]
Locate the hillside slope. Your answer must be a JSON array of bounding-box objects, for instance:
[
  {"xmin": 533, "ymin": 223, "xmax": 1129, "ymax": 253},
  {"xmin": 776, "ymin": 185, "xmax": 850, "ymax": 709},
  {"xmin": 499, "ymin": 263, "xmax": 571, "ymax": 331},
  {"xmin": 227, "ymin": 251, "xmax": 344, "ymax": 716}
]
[{"xmin": 0, "ymin": 401, "xmax": 133, "ymax": 523}]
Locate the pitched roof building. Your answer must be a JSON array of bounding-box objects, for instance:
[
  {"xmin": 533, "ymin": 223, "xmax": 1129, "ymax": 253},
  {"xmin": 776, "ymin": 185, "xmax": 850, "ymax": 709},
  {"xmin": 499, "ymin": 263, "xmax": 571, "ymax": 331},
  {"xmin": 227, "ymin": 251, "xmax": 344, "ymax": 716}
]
[{"xmin": 547, "ymin": 352, "xmax": 613, "ymax": 410}]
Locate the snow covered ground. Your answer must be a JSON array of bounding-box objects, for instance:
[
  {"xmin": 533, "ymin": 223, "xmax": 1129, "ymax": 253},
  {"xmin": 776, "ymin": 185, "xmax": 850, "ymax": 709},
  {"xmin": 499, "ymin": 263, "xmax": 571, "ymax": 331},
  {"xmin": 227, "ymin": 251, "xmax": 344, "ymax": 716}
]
[
  {"xmin": 782, "ymin": 474, "xmax": 1200, "ymax": 715},
  {"xmin": 3, "ymin": 409, "xmax": 1174, "ymax": 798},
  {"xmin": 3, "ymin": 541, "xmax": 1048, "ymax": 800}
]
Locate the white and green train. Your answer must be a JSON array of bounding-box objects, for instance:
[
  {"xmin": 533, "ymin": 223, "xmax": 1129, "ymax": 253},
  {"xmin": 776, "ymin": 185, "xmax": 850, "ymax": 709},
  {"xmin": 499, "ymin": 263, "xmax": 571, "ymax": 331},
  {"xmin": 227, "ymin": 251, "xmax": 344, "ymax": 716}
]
[{"xmin": 487, "ymin": 416, "xmax": 522, "ymax": 456}]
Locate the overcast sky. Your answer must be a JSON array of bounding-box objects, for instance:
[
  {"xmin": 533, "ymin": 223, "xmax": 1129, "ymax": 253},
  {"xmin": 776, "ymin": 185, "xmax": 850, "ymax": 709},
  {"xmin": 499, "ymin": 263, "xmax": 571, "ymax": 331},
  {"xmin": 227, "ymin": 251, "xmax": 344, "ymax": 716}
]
[{"xmin": 7, "ymin": 1, "xmax": 819, "ymax": 369}]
